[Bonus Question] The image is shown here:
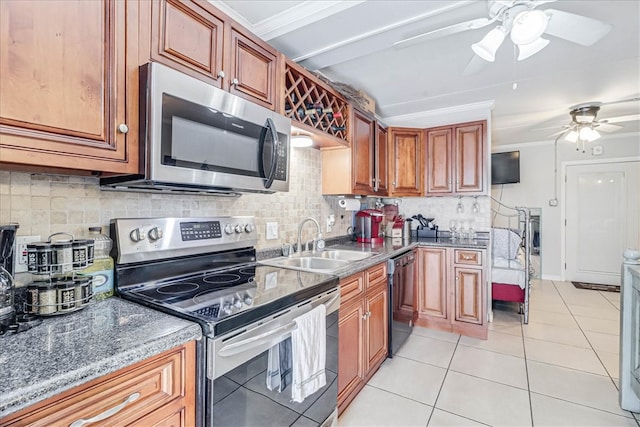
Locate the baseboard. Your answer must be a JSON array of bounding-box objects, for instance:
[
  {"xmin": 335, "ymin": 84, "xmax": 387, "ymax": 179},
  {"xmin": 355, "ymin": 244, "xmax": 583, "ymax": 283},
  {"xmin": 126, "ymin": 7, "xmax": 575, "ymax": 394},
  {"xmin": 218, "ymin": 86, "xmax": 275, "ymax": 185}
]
[{"xmin": 541, "ymin": 274, "xmax": 563, "ymax": 281}]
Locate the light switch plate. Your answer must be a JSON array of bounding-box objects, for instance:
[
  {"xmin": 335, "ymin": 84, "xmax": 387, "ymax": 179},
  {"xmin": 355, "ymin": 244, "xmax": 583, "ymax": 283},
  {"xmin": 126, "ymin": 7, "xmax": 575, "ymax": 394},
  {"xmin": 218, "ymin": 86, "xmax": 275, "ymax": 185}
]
[
  {"xmin": 14, "ymin": 235, "xmax": 41, "ymax": 273},
  {"xmin": 266, "ymin": 222, "xmax": 278, "ymax": 240}
]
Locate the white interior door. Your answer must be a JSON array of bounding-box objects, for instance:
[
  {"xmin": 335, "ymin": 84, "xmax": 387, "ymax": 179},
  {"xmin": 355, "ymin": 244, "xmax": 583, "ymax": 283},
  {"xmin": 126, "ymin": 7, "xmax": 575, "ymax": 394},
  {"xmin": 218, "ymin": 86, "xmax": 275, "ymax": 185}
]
[{"xmin": 565, "ymin": 161, "xmax": 639, "ymax": 285}]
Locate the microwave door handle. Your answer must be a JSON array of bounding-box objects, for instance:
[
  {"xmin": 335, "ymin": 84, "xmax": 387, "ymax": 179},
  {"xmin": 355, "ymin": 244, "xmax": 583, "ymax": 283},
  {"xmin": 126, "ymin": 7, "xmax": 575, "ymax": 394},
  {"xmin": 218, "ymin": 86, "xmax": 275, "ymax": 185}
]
[{"xmin": 262, "ymin": 117, "xmax": 279, "ymax": 189}]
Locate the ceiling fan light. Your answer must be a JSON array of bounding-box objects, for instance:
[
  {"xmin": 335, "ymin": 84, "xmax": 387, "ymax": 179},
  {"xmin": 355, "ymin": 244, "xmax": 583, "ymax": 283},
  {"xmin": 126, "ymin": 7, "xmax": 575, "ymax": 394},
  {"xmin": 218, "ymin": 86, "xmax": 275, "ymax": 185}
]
[
  {"xmin": 517, "ymin": 37, "xmax": 550, "ymax": 60},
  {"xmin": 472, "ymin": 26, "xmax": 507, "ymax": 62},
  {"xmin": 510, "ymin": 10, "xmax": 549, "ymax": 45},
  {"xmin": 579, "ymin": 126, "xmax": 600, "ymax": 142},
  {"xmin": 291, "ymin": 134, "xmax": 313, "ymax": 148},
  {"xmin": 564, "ymin": 130, "xmax": 579, "ymax": 143}
]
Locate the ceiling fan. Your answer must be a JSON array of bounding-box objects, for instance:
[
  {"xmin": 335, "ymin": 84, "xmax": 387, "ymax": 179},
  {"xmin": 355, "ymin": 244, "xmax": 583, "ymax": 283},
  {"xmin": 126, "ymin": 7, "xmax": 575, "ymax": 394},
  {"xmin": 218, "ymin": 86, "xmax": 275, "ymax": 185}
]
[
  {"xmin": 550, "ymin": 97, "xmax": 640, "ymax": 152},
  {"xmin": 394, "ymin": 0, "xmax": 612, "ymax": 63}
]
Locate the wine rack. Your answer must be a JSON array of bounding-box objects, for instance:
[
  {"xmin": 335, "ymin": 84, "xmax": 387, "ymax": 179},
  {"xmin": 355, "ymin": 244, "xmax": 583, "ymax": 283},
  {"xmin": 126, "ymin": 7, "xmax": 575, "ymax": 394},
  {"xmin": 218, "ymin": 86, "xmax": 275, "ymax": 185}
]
[{"xmin": 284, "ymin": 59, "xmax": 349, "ymax": 147}]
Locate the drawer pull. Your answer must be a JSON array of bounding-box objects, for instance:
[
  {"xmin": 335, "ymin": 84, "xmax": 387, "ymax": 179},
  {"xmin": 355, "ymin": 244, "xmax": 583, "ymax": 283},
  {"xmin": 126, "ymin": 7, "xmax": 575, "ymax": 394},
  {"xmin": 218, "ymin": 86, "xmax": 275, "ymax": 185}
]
[
  {"xmin": 462, "ymin": 255, "xmax": 473, "ymax": 260},
  {"xmin": 69, "ymin": 392, "xmax": 140, "ymax": 427}
]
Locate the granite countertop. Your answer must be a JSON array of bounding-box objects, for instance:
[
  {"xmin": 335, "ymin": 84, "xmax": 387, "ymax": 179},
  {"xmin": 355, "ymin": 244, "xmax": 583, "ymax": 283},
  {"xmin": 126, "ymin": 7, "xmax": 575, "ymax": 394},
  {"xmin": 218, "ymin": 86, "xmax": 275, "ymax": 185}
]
[
  {"xmin": 0, "ymin": 298, "xmax": 202, "ymax": 419},
  {"xmin": 259, "ymin": 236, "xmax": 488, "ymax": 279}
]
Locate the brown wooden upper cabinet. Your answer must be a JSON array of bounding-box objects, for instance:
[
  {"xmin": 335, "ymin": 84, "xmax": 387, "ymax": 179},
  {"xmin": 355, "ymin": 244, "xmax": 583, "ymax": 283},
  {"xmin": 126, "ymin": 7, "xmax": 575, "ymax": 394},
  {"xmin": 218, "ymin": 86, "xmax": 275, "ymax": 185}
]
[
  {"xmin": 321, "ymin": 109, "xmax": 387, "ymax": 196},
  {"xmin": 150, "ymin": 0, "xmax": 279, "ymax": 110},
  {"xmin": 0, "ymin": 0, "xmax": 140, "ymax": 174},
  {"xmin": 425, "ymin": 121, "xmax": 487, "ymax": 196},
  {"xmin": 388, "ymin": 127, "xmax": 423, "ymax": 197}
]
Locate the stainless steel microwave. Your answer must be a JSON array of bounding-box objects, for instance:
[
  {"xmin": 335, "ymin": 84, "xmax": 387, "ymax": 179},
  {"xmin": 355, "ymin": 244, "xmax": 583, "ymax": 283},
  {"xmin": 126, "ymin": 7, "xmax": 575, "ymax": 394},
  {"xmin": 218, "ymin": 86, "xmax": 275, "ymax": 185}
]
[{"xmin": 101, "ymin": 62, "xmax": 291, "ymax": 195}]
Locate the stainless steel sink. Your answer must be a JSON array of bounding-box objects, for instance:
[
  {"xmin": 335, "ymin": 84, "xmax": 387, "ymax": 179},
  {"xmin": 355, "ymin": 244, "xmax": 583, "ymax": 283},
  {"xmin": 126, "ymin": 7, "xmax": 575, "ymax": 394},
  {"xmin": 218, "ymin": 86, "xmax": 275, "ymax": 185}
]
[
  {"xmin": 259, "ymin": 248, "xmax": 377, "ymax": 273},
  {"xmin": 263, "ymin": 256, "xmax": 349, "ymax": 272},
  {"xmin": 318, "ymin": 249, "xmax": 373, "ymax": 261}
]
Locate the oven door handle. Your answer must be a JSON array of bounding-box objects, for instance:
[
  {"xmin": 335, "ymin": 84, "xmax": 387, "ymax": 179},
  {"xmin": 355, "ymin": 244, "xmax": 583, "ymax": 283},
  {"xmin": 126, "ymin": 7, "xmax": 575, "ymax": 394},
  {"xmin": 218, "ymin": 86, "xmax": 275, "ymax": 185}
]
[
  {"xmin": 218, "ymin": 322, "xmax": 297, "ymax": 357},
  {"xmin": 218, "ymin": 293, "xmax": 339, "ymax": 358}
]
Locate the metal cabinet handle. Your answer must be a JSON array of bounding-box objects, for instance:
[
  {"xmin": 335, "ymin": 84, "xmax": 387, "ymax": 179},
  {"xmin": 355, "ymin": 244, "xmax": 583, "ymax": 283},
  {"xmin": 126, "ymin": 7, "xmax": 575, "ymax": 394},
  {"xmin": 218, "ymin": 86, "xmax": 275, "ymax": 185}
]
[
  {"xmin": 217, "ymin": 70, "xmax": 225, "ymax": 78},
  {"xmin": 361, "ymin": 311, "xmax": 372, "ymax": 320},
  {"xmin": 232, "ymin": 78, "xmax": 239, "ymax": 86},
  {"xmin": 462, "ymin": 255, "xmax": 473, "ymax": 260},
  {"xmin": 69, "ymin": 392, "xmax": 140, "ymax": 427},
  {"xmin": 117, "ymin": 123, "xmax": 129, "ymax": 134}
]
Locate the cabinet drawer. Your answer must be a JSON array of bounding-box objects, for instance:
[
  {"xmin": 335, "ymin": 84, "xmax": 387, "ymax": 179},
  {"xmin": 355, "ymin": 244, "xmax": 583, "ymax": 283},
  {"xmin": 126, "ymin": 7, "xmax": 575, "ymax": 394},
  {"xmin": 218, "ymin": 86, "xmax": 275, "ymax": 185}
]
[
  {"xmin": 4, "ymin": 343, "xmax": 192, "ymax": 427},
  {"xmin": 366, "ymin": 263, "xmax": 387, "ymax": 288},
  {"xmin": 340, "ymin": 273, "xmax": 364, "ymax": 303},
  {"xmin": 454, "ymin": 250, "xmax": 481, "ymax": 265}
]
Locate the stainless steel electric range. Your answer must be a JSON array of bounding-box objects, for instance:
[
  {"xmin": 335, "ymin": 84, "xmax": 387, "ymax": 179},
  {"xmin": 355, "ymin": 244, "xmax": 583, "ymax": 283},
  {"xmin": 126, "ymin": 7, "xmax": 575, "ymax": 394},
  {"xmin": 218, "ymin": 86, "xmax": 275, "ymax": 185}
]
[{"xmin": 111, "ymin": 216, "xmax": 339, "ymax": 427}]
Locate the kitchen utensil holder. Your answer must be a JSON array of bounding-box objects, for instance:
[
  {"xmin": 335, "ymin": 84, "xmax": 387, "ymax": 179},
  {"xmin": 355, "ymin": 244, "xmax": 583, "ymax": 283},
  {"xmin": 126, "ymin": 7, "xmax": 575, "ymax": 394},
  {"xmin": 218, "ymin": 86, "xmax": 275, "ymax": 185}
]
[{"xmin": 415, "ymin": 227, "xmax": 438, "ymax": 238}]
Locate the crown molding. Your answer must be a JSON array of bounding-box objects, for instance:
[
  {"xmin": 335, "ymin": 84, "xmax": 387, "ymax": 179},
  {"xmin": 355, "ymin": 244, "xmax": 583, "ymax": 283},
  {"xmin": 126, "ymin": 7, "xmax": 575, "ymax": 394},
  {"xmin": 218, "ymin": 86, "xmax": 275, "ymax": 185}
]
[
  {"xmin": 255, "ymin": 1, "xmax": 366, "ymax": 41},
  {"xmin": 382, "ymin": 100, "xmax": 495, "ymax": 128}
]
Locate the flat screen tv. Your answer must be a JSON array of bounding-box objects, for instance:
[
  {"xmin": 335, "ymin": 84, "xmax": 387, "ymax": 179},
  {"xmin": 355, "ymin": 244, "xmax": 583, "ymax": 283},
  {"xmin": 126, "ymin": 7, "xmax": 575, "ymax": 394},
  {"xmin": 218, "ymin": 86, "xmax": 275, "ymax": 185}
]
[{"xmin": 491, "ymin": 151, "xmax": 520, "ymax": 185}]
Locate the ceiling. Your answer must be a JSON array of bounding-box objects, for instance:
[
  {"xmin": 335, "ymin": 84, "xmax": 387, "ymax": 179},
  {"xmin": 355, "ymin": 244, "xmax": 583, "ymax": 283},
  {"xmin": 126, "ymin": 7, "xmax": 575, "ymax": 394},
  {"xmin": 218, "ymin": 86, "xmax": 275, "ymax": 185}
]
[{"xmin": 213, "ymin": 0, "xmax": 640, "ymax": 147}]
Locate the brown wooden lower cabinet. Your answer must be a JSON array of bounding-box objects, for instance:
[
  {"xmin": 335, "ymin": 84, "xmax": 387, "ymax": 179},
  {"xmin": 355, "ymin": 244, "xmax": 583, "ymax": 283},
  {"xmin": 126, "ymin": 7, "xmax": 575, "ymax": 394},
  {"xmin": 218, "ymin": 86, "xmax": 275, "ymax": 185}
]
[
  {"xmin": 415, "ymin": 247, "xmax": 487, "ymax": 339},
  {"xmin": 338, "ymin": 262, "xmax": 388, "ymax": 414},
  {"xmin": 1, "ymin": 341, "xmax": 196, "ymax": 427}
]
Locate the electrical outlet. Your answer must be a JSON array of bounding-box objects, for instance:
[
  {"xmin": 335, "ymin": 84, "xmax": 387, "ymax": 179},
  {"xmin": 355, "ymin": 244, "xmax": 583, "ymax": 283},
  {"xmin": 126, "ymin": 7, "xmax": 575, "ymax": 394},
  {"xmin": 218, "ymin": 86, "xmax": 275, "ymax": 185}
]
[
  {"xmin": 14, "ymin": 235, "xmax": 41, "ymax": 273},
  {"xmin": 326, "ymin": 214, "xmax": 336, "ymax": 232},
  {"xmin": 266, "ymin": 222, "xmax": 278, "ymax": 240}
]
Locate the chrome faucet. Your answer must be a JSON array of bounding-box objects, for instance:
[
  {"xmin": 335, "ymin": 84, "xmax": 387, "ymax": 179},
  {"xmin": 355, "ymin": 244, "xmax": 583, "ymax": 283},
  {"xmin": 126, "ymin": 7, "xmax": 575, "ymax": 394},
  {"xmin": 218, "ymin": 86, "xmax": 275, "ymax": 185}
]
[{"xmin": 297, "ymin": 217, "xmax": 325, "ymax": 254}]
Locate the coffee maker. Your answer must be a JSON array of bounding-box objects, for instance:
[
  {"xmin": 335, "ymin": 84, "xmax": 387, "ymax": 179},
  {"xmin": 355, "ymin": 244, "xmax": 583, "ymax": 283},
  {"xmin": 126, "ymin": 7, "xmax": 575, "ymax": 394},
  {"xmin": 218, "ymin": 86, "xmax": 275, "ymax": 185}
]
[
  {"xmin": 0, "ymin": 224, "xmax": 18, "ymax": 331},
  {"xmin": 355, "ymin": 209, "xmax": 384, "ymax": 244}
]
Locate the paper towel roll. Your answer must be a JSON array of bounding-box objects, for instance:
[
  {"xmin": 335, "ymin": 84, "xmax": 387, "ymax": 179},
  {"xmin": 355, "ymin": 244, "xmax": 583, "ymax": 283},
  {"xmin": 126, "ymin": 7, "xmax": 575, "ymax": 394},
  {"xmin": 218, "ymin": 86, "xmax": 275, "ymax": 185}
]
[{"xmin": 338, "ymin": 199, "xmax": 361, "ymax": 211}]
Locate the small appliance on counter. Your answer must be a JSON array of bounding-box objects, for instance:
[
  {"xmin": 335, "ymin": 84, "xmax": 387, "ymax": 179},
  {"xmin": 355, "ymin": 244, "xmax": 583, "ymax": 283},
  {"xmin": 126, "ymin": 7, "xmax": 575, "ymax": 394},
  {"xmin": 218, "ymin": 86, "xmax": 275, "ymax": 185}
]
[
  {"xmin": 355, "ymin": 209, "xmax": 384, "ymax": 244},
  {"xmin": 412, "ymin": 214, "xmax": 438, "ymax": 238}
]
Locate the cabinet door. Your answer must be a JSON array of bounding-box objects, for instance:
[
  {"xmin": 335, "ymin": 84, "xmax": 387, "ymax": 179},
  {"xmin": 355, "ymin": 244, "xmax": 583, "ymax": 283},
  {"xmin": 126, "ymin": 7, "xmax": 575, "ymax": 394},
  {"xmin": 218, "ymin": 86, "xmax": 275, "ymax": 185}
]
[
  {"xmin": 425, "ymin": 127, "xmax": 453, "ymax": 194},
  {"xmin": 454, "ymin": 122, "xmax": 485, "ymax": 194},
  {"xmin": 453, "ymin": 267, "xmax": 483, "ymax": 324},
  {"xmin": 338, "ymin": 299, "xmax": 365, "ymax": 402},
  {"xmin": 227, "ymin": 26, "xmax": 278, "ymax": 110},
  {"xmin": 417, "ymin": 248, "xmax": 448, "ymax": 319},
  {"xmin": 388, "ymin": 128, "xmax": 422, "ymax": 196},
  {"xmin": 151, "ymin": 0, "xmax": 225, "ymax": 87},
  {"xmin": 365, "ymin": 284, "xmax": 388, "ymax": 373},
  {"xmin": 0, "ymin": 0, "xmax": 137, "ymax": 174},
  {"xmin": 351, "ymin": 109, "xmax": 375, "ymax": 194},
  {"xmin": 375, "ymin": 124, "xmax": 389, "ymax": 195}
]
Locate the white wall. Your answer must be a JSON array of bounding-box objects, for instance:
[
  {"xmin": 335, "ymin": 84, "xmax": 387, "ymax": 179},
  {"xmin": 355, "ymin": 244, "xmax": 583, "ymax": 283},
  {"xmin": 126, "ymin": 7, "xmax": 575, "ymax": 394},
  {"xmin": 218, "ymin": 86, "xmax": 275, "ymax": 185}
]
[{"xmin": 491, "ymin": 132, "xmax": 640, "ymax": 279}]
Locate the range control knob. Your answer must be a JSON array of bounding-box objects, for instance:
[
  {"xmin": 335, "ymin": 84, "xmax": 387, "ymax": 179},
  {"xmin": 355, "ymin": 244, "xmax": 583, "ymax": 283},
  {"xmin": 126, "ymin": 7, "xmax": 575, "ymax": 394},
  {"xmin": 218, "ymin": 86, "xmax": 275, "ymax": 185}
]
[
  {"xmin": 222, "ymin": 303, "xmax": 232, "ymax": 315},
  {"xmin": 234, "ymin": 224, "xmax": 244, "ymax": 234},
  {"xmin": 224, "ymin": 224, "xmax": 234, "ymax": 235},
  {"xmin": 243, "ymin": 295, "xmax": 253, "ymax": 305},
  {"xmin": 244, "ymin": 224, "xmax": 255, "ymax": 233},
  {"xmin": 130, "ymin": 227, "xmax": 145, "ymax": 242},
  {"xmin": 233, "ymin": 298, "xmax": 242, "ymax": 309},
  {"xmin": 148, "ymin": 227, "xmax": 163, "ymax": 241}
]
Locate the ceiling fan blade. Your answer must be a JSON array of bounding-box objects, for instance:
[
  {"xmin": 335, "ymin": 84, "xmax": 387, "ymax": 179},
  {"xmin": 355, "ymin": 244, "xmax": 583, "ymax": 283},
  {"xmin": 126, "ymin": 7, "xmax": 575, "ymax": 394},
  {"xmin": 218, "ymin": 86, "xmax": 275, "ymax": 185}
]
[
  {"xmin": 600, "ymin": 97, "xmax": 640, "ymax": 106},
  {"xmin": 530, "ymin": 0, "xmax": 557, "ymax": 5},
  {"xmin": 394, "ymin": 17, "xmax": 493, "ymax": 48},
  {"xmin": 548, "ymin": 127, "xmax": 571, "ymax": 137},
  {"xmin": 601, "ymin": 113, "xmax": 640, "ymax": 124},
  {"xmin": 462, "ymin": 54, "xmax": 489, "ymax": 75},
  {"xmin": 595, "ymin": 122, "xmax": 623, "ymax": 132},
  {"xmin": 544, "ymin": 9, "xmax": 612, "ymax": 46}
]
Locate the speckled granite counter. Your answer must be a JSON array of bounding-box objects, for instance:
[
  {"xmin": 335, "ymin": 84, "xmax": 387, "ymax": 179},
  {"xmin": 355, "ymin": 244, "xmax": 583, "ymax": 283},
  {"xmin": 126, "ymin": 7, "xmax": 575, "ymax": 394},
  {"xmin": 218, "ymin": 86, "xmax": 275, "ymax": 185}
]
[
  {"xmin": 0, "ymin": 297, "xmax": 202, "ymax": 418},
  {"xmin": 259, "ymin": 236, "xmax": 488, "ymax": 279}
]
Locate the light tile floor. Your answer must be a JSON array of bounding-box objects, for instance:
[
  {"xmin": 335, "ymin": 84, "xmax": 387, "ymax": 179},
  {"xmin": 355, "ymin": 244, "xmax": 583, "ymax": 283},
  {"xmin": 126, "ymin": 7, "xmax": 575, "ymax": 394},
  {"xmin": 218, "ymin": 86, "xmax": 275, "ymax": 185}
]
[{"xmin": 338, "ymin": 279, "xmax": 640, "ymax": 426}]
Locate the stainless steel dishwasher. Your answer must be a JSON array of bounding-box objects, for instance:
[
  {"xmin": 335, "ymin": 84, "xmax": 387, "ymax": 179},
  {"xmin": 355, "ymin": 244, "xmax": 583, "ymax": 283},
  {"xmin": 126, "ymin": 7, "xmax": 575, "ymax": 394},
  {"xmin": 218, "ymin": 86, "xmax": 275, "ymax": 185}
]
[{"xmin": 387, "ymin": 250, "xmax": 416, "ymax": 357}]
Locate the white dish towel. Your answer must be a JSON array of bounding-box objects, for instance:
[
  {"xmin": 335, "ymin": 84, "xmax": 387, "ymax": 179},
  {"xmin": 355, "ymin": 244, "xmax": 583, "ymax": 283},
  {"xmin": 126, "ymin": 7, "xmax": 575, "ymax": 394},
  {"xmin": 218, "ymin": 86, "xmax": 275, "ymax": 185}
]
[{"xmin": 291, "ymin": 303, "xmax": 327, "ymax": 403}]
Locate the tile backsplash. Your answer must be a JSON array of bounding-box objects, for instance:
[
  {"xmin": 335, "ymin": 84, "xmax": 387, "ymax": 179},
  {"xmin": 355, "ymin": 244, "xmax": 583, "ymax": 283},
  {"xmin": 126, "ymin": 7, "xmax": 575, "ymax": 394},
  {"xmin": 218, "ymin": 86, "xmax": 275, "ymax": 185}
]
[
  {"xmin": 0, "ymin": 148, "xmax": 353, "ymax": 249},
  {"xmin": 1, "ymin": 147, "xmax": 491, "ymax": 251}
]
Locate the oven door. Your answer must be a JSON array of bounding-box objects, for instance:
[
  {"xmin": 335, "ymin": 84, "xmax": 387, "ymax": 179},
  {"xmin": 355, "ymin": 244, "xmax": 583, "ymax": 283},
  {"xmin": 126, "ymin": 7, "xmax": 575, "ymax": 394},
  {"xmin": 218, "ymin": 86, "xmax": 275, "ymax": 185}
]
[{"xmin": 206, "ymin": 289, "xmax": 339, "ymax": 427}]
